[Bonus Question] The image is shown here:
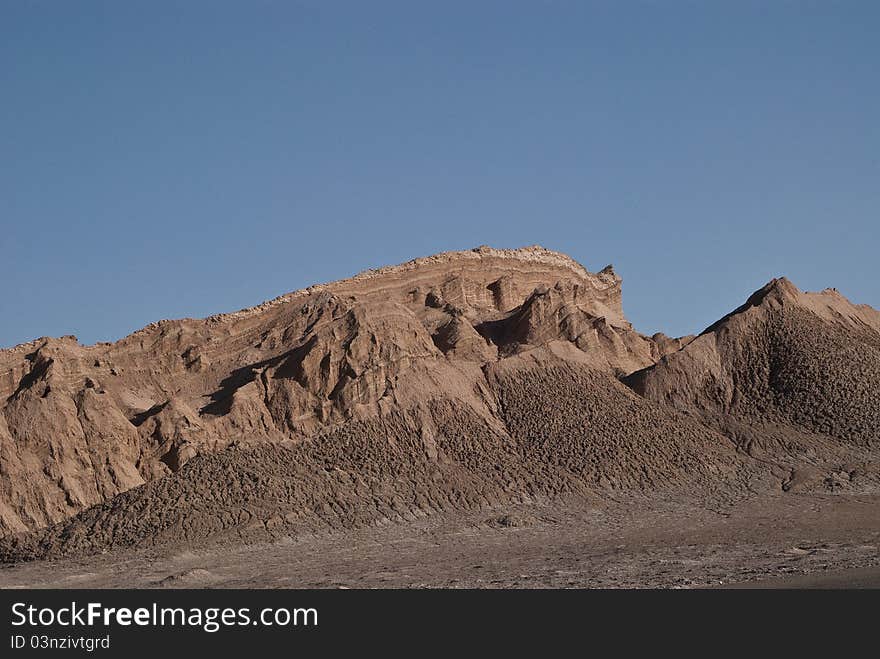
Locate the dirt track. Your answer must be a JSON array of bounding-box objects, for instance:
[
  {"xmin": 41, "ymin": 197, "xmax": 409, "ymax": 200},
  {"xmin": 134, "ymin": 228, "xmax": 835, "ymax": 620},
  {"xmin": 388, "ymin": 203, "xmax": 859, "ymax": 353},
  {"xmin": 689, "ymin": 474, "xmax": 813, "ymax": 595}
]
[{"xmin": 1, "ymin": 492, "xmax": 877, "ymax": 589}]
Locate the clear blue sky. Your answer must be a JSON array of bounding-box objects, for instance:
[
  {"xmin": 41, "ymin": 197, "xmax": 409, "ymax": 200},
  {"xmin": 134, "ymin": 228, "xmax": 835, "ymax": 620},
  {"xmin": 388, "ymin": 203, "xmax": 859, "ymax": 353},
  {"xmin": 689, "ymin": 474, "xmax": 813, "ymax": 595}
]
[{"xmin": 2, "ymin": 2, "xmax": 878, "ymax": 348}]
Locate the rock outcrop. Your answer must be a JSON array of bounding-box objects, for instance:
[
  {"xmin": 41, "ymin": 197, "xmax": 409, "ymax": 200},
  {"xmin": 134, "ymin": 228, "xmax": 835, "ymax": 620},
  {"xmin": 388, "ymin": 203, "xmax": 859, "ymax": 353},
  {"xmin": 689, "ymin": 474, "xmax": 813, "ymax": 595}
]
[
  {"xmin": 2, "ymin": 247, "xmax": 878, "ymax": 558},
  {"xmin": 0, "ymin": 246, "xmax": 670, "ymax": 537},
  {"xmin": 625, "ymin": 278, "xmax": 880, "ymax": 489}
]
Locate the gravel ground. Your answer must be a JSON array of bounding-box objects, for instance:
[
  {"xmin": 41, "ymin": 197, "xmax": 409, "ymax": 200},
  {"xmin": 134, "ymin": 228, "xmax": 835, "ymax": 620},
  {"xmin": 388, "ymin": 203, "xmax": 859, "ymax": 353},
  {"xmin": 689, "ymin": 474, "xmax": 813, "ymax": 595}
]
[{"xmin": 1, "ymin": 492, "xmax": 878, "ymax": 589}]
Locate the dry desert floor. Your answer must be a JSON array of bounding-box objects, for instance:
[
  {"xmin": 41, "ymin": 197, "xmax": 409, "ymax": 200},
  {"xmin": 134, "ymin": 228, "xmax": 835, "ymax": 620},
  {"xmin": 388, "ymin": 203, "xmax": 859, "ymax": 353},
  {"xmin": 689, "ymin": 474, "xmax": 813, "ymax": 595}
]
[{"xmin": 1, "ymin": 492, "xmax": 878, "ymax": 589}]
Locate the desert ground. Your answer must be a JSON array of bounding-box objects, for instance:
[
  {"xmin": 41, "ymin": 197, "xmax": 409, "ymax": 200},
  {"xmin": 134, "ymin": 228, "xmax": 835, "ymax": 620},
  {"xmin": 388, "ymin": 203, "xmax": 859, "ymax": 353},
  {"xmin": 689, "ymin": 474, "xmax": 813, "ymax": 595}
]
[{"xmin": 2, "ymin": 492, "xmax": 877, "ymax": 589}]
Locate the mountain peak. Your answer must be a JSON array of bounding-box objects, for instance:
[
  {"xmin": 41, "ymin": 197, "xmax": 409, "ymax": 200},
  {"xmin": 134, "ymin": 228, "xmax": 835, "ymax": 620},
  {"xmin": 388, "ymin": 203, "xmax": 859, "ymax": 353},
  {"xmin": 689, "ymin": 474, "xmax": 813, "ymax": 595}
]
[{"xmin": 747, "ymin": 277, "xmax": 801, "ymax": 306}]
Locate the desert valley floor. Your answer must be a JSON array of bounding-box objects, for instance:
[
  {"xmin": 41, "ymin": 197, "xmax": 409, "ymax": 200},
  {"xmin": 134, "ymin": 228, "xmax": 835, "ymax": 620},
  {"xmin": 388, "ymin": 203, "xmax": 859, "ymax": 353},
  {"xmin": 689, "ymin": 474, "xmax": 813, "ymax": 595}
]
[{"xmin": 2, "ymin": 492, "xmax": 878, "ymax": 589}]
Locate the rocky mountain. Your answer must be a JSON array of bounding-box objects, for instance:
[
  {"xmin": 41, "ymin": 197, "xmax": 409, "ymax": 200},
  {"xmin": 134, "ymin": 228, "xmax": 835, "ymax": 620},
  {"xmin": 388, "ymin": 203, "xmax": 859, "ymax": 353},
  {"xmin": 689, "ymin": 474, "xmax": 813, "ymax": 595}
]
[
  {"xmin": 0, "ymin": 246, "xmax": 679, "ymax": 537},
  {"xmin": 1, "ymin": 246, "xmax": 877, "ymax": 559},
  {"xmin": 626, "ymin": 277, "xmax": 880, "ymax": 491}
]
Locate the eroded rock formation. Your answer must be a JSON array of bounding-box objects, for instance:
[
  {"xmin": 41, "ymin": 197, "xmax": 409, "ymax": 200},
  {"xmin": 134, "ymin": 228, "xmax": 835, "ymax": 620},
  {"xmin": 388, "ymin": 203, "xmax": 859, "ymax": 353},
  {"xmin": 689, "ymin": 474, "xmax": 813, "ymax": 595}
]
[
  {"xmin": 1, "ymin": 246, "xmax": 878, "ymax": 558},
  {"xmin": 0, "ymin": 246, "xmax": 670, "ymax": 536}
]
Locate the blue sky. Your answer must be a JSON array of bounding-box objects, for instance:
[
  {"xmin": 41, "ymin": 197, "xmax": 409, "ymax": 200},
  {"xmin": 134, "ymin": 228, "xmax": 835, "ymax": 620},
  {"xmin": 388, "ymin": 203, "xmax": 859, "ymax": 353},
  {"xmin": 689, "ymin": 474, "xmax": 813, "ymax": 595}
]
[{"xmin": 2, "ymin": 1, "xmax": 878, "ymax": 348}]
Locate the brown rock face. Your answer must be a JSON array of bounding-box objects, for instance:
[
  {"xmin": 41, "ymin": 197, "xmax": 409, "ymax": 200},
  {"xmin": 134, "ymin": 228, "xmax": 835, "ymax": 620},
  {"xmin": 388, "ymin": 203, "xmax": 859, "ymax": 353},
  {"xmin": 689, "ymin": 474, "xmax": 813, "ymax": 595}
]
[
  {"xmin": 625, "ymin": 278, "xmax": 880, "ymax": 484},
  {"xmin": 626, "ymin": 278, "xmax": 880, "ymax": 425},
  {"xmin": 2, "ymin": 248, "xmax": 878, "ymax": 558},
  {"xmin": 0, "ymin": 246, "xmax": 668, "ymax": 537}
]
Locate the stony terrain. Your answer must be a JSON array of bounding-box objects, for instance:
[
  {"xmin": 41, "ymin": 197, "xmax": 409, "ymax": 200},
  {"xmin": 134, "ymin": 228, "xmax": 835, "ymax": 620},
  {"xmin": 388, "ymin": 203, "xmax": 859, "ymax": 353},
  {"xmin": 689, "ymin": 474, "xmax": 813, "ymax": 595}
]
[
  {"xmin": 2, "ymin": 494, "xmax": 878, "ymax": 589},
  {"xmin": 0, "ymin": 245, "xmax": 878, "ymax": 584},
  {"xmin": 626, "ymin": 277, "xmax": 880, "ymax": 492}
]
